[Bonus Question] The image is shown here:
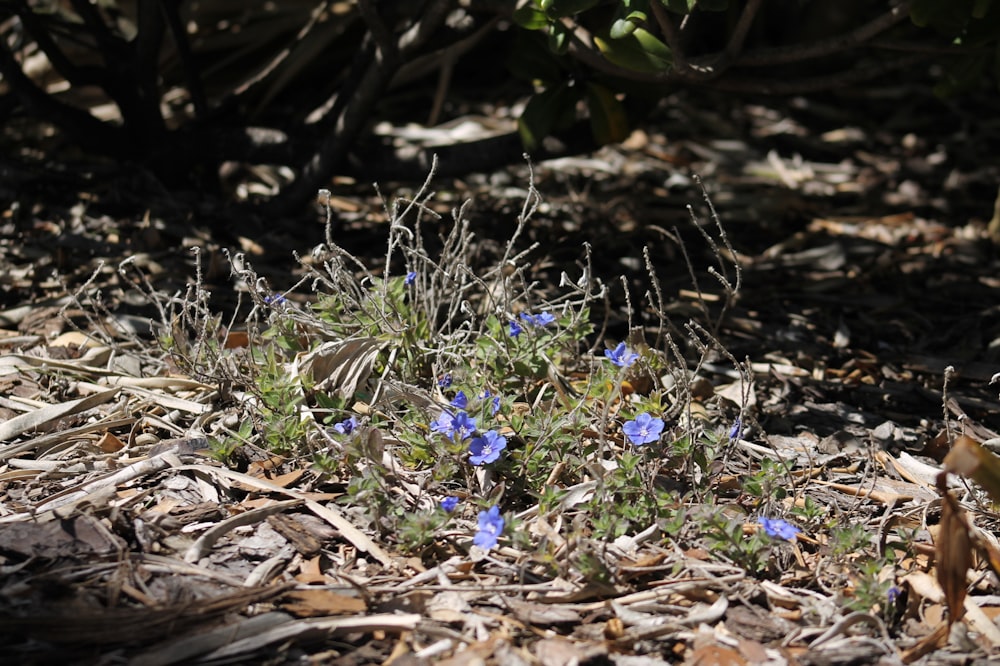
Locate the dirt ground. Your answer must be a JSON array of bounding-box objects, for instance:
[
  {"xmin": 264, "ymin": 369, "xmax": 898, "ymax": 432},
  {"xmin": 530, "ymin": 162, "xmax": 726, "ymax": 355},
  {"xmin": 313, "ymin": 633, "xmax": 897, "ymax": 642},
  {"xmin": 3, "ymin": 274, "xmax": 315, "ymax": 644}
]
[{"xmin": 2, "ymin": 83, "xmax": 1000, "ymax": 664}]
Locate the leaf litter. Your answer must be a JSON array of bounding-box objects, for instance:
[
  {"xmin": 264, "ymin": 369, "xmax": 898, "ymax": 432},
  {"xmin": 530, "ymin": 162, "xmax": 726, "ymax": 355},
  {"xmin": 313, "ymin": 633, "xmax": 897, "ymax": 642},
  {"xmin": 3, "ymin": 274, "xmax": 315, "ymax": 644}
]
[{"xmin": 2, "ymin": 93, "xmax": 1000, "ymax": 665}]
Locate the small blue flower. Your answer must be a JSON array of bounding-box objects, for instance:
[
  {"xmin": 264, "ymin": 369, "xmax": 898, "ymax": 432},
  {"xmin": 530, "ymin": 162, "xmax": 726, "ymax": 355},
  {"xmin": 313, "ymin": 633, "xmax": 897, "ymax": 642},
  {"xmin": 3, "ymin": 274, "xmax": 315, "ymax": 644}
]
[
  {"xmin": 622, "ymin": 413, "xmax": 664, "ymax": 446},
  {"xmin": 729, "ymin": 419, "xmax": 743, "ymax": 441},
  {"xmin": 441, "ymin": 496, "xmax": 459, "ymax": 512},
  {"xmin": 432, "ymin": 410, "xmax": 476, "ymax": 440},
  {"xmin": 430, "ymin": 411, "xmax": 456, "ymax": 436},
  {"xmin": 474, "ymin": 506, "xmax": 504, "ymax": 549},
  {"xmin": 452, "ymin": 412, "xmax": 476, "ymax": 440},
  {"xmin": 605, "ymin": 342, "xmax": 638, "ymax": 368},
  {"xmin": 479, "ymin": 390, "xmax": 502, "ymax": 415},
  {"xmin": 887, "ymin": 586, "xmax": 901, "ymax": 605},
  {"xmin": 758, "ymin": 517, "xmax": 801, "ymax": 542},
  {"xmin": 509, "ymin": 321, "xmax": 523, "ymax": 338},
  {"xmin": 265, "ymin": 292, "xmax": 288, "ymax": 307},
  {"xmin": 333, "ymin": 416, "xmax": 358, "ymax": 435},
  {"xmin": 405, "ymin": 271, "xmax": 417, "ymax": 285},
  {"xmin": 450, "ymin": 391, "xmax": 468, "ymax": 409},
  {"xmin": 438, "ymin": 374, "xmax": 453, "ymax": 388},
  {"xmin": 520, "ymin": 311, "xmax": 555, "ymax": 327},
  {"xmin": 469, "ymin": 430, "xmax": 507, "ymax": 465}
]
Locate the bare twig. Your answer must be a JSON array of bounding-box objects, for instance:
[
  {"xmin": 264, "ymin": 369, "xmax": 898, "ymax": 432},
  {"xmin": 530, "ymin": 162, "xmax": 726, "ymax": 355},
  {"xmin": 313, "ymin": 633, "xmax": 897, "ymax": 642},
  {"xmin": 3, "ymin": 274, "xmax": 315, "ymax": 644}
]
[{"xmin": 733, "ymin": 1, "xmax": 912, "ymax": 67}]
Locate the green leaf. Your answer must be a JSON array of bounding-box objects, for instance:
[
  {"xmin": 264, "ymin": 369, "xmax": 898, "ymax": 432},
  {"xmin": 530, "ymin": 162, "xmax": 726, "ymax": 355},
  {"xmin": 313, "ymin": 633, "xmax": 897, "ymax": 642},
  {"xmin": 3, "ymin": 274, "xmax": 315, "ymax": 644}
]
[
  {"xmin": 518, "ymin": 83, "xmax": 580, "ymax": 151},
  {"xmin": 585, "ymin": 82, "xmax": 630, "ymax": 145},
  {"xmin": 507, "ymin": 30, "xmax": 567, "ymax": 84},
  {"xmin": 547, "ymin": 21, "xmax": 570, "ymax": 54},
  {"xmin": 513, "ymin": 4, "xmax": 549, "ymax": 30},
  {"xmin": 594, "ymin": 27, "xmax": 673, "ymax": 73}
]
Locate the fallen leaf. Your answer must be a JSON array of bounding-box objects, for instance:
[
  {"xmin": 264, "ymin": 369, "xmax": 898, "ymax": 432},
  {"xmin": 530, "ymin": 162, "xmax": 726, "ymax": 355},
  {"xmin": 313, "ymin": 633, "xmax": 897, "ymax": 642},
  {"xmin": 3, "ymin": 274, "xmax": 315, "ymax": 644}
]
[
  {"xmin": 937, "ymin": 491, "xmax": 972, "ymax": 624},
  {"xmin": 280, "ymin": 589, "xmax": 366, "ymax": 617}
]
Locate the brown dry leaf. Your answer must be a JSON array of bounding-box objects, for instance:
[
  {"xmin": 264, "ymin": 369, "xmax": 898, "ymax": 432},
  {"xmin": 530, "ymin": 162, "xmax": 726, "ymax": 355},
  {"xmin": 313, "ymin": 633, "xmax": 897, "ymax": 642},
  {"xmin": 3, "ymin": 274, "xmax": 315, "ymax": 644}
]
[
  {"xmin": 280, "ymin": 589, "xmax": 366, "ymax": 617},
  {"xmin": 533, "ymin": 637, "xmax": 607, "ymax": 666},
  {"xmin": 224, "ymin": 330, "xmax": 250, "ymax": 348},
  {"xmin": 936, "ymin": 492, "xmax": 973, "ymax": 624},
  {"xmin": 684, "ymin": 625, "xmax": 746, "ymax": 666},
  {"xmin": 97, "ymin": 430, "xmax": 124, "ymax": 453},
  {"xmin": 943, "ymin": 435, "xmax": 1000, "ymax": 503}
]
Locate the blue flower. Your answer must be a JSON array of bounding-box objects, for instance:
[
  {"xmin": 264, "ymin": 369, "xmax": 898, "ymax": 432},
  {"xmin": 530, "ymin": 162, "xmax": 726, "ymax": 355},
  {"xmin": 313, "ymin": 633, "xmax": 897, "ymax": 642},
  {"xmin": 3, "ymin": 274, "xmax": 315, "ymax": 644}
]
[
  {"xmin": 431, "ymin": 410, "xmax": 476, "ymax": 440},
  {"xmin": 405, "ymin": 271, "xmax": 417, "ymax": 285},
  {"xmin": 520, "ymin": 311, "xmax": 555, "ymax": 327},
  {"xmin": 474, "ymin": 506, "xmax": 504, "ymax": 549},
  {"xmin": 452, "ymin": 412, "xmax": 476, "ymax": 440},
  {"xmin": 438, "ymin": 374, "xmax": 452, "ymax": 388},
  {"xmin": 758, "ymin": 517, "xmax": 800, "ymax": 542},
  {"xmin": 441, "ymin": 496, "xmax": 459, "ymax": 512},
  {"xmin": 729, "ymin": 418, "xmax": 743, "ymax": 441},
  {"xmin": 509, "ymin": 321, "xmax": 523, "ymax": 337},
  {"xmin": 450, "ymin": 391, "xmax": 468, "ymax": 409},
  {"xmin": 333, "ymin": 416, "xmax": 358, "ymax": 435},
  {"xmin": 265, "ymin": 292, "xmax": 288, "ymax": 307},
  {"xmin": 622, "ymin": 413, "xmax": 664, "ymax": 446},
  {"xmin": 887, "ymin": 586, "xmax": 901, "ymax": 605},
  {"xmin": 604, "ymin": 342, "xmax": 638, "ymax": 368},
  {"xmin": 480, "ymin": 390, "xmax": 502, "ymax": 415},
  {"xmin": 469, "ymin": 430, "xmax": 507, "ymax": 465}
]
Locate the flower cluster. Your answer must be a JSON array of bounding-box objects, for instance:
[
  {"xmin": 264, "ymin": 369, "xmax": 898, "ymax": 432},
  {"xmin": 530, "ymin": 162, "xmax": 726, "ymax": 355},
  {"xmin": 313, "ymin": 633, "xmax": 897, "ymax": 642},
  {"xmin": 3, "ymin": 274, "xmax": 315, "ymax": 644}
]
[
  {"xmin": 510, "ymin": 311, "xmax": 555, "ymax": 337},
  {"xmin": 474, "ymin": 506, "xmax": 504, "ymax": 550}
]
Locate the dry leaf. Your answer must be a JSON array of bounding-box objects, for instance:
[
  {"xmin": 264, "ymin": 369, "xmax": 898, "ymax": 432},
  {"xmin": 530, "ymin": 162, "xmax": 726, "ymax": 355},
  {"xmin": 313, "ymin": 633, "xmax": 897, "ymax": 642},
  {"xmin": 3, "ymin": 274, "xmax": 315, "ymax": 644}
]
[
  {"xmin": 280, "ymin": 589, "xmax": 366, "ymax": 617},
  {"xmin": 944, "ymin": 435, "xmax": 1000, "ymax": 504},
  {"xmin": 97, "ymin": 431, "xmax": 124, "ymax": 452},
  {"xmin": 937, "ymin": 492, "xmax": 972, "ymax": 624}
]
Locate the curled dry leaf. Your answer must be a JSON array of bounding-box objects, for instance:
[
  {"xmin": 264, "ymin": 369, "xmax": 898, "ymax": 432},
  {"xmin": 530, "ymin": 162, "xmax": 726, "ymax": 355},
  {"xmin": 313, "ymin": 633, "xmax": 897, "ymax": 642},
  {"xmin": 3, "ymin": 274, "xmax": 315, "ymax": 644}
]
[
  {"xmin": 936, "ymin": 490, "xmax": 972, "ymax": 625},
  {"xmin": 942, "ymin": 435, "xmax": 1000, "ymax": 503}
]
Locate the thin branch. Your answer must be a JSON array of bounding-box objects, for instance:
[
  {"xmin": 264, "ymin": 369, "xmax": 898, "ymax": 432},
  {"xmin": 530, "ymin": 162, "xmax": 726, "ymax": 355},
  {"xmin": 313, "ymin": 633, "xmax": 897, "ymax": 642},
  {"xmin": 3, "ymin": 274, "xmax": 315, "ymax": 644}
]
[
  {"xmin": 733, "ymin": 1, "xmax": 912, "ymax": 67},
  {"xmin": 724, "ymin": 0, "xmax": 762, "ymax": 59},
  {"xmin": 705, "ymin": 53, "xmax": 926, "ymax": 95},
  {"xmin": 357, "ymin": 0, "xmax": 398, "ymax": 62},
  {"xmin": 159, "ymin": 0, "xmax": 208, "ymax": 119},
  {"xmin": 0, "ymin": 36, "xmax": 126, "ymax": 152},
  {"xmin": 268, "ymin": 0, "xmax": 456, "ymax": 213},
  {"xmin": 12, "ymin": 1, "xmax": 107, "ymax": 88}
]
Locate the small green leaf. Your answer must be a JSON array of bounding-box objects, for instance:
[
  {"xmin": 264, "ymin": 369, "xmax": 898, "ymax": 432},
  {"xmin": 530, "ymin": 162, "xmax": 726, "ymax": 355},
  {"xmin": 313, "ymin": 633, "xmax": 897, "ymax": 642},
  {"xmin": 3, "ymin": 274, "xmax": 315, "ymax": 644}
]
[
  {"xmin": 594, "ymin": 27, "xmax": 672, "ymax": 73},
  {"xmin": 610, "ymin": 17, "xmax": 637, "ymax": 39},
  {"xmin": 548, "ymin": 21, "xmax": 570, "ymax": 54},
  {"xmin": 518, "ymin": 83, "xmax": 580, "ymax": 151},
  {"xmin": 513, "ymin": 4, "xmax": 549, "ymax": 30}
]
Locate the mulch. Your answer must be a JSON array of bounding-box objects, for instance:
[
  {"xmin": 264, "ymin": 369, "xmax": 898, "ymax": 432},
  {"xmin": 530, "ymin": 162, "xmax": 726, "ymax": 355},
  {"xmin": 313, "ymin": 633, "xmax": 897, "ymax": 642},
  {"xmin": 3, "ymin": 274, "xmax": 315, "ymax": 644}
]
[{"xmin": 1, "ymin": 84, "xmax": 1000, "ymax": 664}]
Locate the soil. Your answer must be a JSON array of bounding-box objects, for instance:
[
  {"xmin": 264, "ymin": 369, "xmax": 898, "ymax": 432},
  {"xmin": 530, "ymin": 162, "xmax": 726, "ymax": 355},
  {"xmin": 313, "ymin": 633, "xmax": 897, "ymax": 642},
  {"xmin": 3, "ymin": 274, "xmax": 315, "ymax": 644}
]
[{"xmin": 2, "ymin": 82, "xmax": 1000, "ymax": 664}]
